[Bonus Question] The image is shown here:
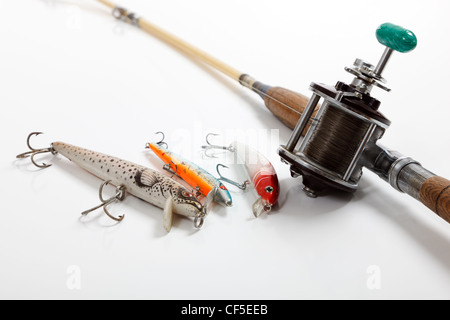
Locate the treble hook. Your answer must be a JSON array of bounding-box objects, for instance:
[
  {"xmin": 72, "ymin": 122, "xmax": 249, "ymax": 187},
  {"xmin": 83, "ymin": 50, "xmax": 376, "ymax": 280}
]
[
  {"xmin": 216, "ymin": 164, "xmax": 249, "ymax": 190},
  {"xmin": 16, "ymin": 132, "xmax": 56, "ymax": 168},
  {"xmin": 201, "ymin": 133, "xmax": 235, "ymax": 158},
  {"xmin": 154, "ymin": 131, "xmax": 168, "ymax": 149},
  {"xmin": 145, "ymin": 131, "xmax": 168, "ymax": 149},
  {"xmin": 81, "ymin": 180, "xmax": 127, "ymax": 222},
  {"xmin": 162, "ymin": 160, "xmax": 178, "ymax": 179}
]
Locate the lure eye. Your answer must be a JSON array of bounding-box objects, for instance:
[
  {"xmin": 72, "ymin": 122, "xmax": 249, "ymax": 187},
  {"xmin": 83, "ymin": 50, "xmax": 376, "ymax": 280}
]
[
  {"xmin": 220, "ymin": 185, "xmax": 227, "ymax": 191},
  {"xmin": 265, "ymin": 186, "xmax": 274, "ymax": 194},
  {"xmin": 182, "ymin": 191, "xmax": 194, "ymax": 198}
]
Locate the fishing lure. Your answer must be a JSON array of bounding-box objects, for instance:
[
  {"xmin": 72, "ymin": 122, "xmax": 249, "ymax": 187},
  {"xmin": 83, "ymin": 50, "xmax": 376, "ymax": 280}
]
[
  {"xmin": 203, "ymin": 134, "xmax": 280, "ymax": 217},
  {"xmin": 16, "ymin": 132, "xmax": 206, "ymax": 232},
  {"xmin": 146, "ymin": 135, "xmax": 233, "ymax": 209}
]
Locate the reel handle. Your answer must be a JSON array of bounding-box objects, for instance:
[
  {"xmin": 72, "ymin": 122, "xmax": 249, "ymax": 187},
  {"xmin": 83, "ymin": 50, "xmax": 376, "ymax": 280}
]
[
  {"xmin": 376, "ymin": 23, "xmax": 417, "ymax": 53},
  {"xmin": 420, "ymin": 176, "xmax": 450, "ymax": 223},
  {"xmin": 372, "ymin": 23, "xmax": 417, "ymax": 78}
]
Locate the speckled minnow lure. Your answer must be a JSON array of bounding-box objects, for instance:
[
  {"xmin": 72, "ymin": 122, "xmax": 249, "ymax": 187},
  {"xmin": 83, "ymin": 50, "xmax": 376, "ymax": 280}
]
[
  {"xmin": 16, "ymin": 132, "xmax": 206, "ymax": 232},
  {"xmin": 146, "ymin": 142, "xmax": 233, "ymax": 209}
]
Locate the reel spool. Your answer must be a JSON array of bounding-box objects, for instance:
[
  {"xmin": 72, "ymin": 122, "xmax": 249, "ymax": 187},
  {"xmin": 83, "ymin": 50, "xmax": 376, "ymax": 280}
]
[{"xmin": 279, "ymin": 23, "xmax": 415, "ymax": 197}]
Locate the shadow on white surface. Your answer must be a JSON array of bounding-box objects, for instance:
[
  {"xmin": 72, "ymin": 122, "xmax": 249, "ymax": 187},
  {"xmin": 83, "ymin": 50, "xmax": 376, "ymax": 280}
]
[{"xmin": 356, "ymin": 177, "xmax": 450, "ymax": 268}]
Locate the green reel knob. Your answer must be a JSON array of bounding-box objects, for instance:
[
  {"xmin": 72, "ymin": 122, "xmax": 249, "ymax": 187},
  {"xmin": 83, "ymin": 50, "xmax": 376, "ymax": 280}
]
[{"xmin": 376, "ymin": 23, "xmax": 417, "ymax": 53}]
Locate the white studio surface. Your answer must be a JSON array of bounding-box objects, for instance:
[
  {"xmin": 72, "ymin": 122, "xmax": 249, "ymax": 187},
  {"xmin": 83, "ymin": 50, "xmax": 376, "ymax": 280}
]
[{"xmin": 1, "ymin": 0, "xmax": 449, "ymax": 300}]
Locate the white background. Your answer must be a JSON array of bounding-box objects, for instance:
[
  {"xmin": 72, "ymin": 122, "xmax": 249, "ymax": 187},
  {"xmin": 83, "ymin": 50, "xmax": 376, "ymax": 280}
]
[{"xmin": 1, "ymin": 0, "xmax": 449, "ymax": 300}]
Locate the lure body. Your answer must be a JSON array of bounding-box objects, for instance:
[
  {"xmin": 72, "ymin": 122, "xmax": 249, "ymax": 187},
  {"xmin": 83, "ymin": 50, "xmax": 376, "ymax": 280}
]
[
  {"xmin": 232, "ymin": 141, "xmax": 280, "ymax": 216},
  {"xmin": 147, "ymin": 142, "xmax": 232, "ymax": 207},
  {"xmin": 52, "ymin": 142, "xmax": 204, "ymax": 231}
]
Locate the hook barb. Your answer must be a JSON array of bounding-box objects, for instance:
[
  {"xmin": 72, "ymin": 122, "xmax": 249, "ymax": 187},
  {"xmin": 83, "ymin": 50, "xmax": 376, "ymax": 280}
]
[{"xmin": 81, "ymin": 180, "xmax": 127, "ymax": 222}]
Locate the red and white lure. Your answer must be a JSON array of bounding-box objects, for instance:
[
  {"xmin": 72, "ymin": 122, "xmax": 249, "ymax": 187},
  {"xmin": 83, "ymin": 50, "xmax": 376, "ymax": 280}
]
[
  {"xmin": 202, "ymin": 134, "xmax": 280, "ymax": 217},
  {"xmin": 16, "ymin": 132, "xmax": 206, "ymax": 232}
]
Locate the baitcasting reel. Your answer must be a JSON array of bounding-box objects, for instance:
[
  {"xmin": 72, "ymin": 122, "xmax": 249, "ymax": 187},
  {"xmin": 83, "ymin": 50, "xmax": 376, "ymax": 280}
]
[{"xmin": 279, "ymin": 23, "xmax": 450, "ymax": 223}]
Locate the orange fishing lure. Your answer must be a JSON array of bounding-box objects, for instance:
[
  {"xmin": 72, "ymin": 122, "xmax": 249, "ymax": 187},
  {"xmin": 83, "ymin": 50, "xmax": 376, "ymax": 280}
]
[{"xmin": 146, "ymin": 142, "xmax": 233, "ymax": 208}]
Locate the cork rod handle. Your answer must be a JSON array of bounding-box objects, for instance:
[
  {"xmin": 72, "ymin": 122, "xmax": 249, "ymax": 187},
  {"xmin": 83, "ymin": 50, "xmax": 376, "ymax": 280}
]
[
  {"xmin": 420, "ymin": 176, "xmax": 450, "ymax": 223},
  {"xmin": 263, "ymin": 87, "xmax": 315, "ymax": 130}
]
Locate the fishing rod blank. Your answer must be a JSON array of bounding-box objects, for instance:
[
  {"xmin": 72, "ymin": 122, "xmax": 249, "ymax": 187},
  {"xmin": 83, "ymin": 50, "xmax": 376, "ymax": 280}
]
[{"xmin": 96, "ymin": 0, "xmax": 311, "ymax": 130}]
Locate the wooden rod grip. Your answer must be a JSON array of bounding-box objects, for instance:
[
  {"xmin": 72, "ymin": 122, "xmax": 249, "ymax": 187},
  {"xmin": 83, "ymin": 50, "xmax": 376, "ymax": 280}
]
[
  {"xmin": 420, "ymin": 176, "xmax": 450, "ymax": 223},
  {"xmin": 263, "ymin": 87, "xmax": 316, "ymax": 130}
]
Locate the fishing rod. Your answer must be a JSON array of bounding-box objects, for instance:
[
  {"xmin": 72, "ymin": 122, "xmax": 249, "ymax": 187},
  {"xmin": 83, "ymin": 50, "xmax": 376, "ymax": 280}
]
[
  {"xmin": 93, "ymin": 1, "xmax": 449, "ymax": 224},
  {"xmin": 95, "ymin": 0, "xmax": 309, "ymax": 130}
]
